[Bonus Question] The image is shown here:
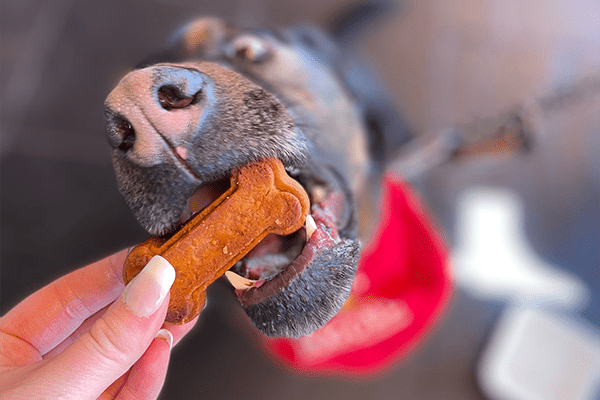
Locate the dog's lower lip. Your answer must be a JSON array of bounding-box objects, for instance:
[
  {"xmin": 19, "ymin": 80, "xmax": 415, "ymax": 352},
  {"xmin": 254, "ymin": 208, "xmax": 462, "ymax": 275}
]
[
  {"xmin": 176, "ymin": 171, "xmax": 316, "ymax": 289},
  {"xmin": 233, "ymin": 202, "xmax": 340, "ymax": 307},
  {"xmin": 224, "ymin": 202, "xmax": 318, "ymax": 292},
  {"xmin": 225, "ymin": 222, "xmax": 309, "ymax": 288}
]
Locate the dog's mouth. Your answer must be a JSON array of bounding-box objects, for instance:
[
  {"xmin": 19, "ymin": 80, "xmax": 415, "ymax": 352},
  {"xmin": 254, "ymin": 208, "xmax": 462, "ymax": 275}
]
[{"xmin": 173, "ymin": 166, "xmax": 345, "ymax": 308}]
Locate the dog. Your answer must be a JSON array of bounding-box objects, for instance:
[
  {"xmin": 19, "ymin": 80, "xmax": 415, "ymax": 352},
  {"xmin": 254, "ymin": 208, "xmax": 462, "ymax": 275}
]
[{"xmin": 104, "ymin": 8, "xmax": 412, "ymax": 338}]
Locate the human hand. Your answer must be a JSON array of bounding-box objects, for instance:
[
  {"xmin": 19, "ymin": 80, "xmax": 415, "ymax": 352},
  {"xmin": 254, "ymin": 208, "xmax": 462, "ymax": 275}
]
[{"xmin": 0, "ymin": 250, "xmax": 198, "ymax": 399}]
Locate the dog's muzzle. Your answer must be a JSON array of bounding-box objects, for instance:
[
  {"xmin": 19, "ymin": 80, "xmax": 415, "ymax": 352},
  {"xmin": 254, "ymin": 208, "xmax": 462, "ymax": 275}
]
[{"xmin": 105, "ymin": 61, "xmax": 359, "ymax": 338}]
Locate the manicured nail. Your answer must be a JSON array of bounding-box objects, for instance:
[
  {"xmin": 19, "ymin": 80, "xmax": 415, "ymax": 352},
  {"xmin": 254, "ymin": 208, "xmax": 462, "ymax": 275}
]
[
  {"xmin": 155, "ymin": 329, "xmax": 173, "ymax": 349},
  {"xmin": 123, "ymin": 256, "xmax": 175, "ymax": 317}
]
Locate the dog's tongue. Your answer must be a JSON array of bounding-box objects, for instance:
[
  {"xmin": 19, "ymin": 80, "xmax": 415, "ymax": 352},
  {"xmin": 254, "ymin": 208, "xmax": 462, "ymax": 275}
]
[
  {"xmin": 244, "ymin": 233, "xmax": 286, "ymax": 258},
  {"xmin": 180, "ymin": 179, "xmax": 230, "ymax": 223}
]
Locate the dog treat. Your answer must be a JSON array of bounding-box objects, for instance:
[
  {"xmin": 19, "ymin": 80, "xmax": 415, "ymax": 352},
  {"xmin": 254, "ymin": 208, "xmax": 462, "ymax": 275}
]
[{"xmin": 123, "ymin": 158, "xmax": 310, "ymax": 324}]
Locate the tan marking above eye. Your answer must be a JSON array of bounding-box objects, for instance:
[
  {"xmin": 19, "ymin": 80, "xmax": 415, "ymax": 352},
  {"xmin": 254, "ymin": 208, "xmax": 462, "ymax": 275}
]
[{"xmin": 182, "ymin": 18, "xmax": 227, "ymax": 53}]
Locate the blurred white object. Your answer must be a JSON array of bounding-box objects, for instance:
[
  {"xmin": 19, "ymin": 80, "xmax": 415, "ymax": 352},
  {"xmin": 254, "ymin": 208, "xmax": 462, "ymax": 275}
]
[
  {"xmin": 478, "ymin": 308, "xmax": 600, "ymax": 400},
  {"xmin": 452, "ymin": 187, "xmax": 599, "ymax": 399},
  {"xmin": 452, "ymin": 187, "xmax": 589, "ymax": 308}
]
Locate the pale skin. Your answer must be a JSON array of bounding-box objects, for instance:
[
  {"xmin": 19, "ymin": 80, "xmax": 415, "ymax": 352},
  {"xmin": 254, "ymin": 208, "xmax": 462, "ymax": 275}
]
[{"xmin": 0, "ymin": 250, "xmax": 198, "ymax": 399}]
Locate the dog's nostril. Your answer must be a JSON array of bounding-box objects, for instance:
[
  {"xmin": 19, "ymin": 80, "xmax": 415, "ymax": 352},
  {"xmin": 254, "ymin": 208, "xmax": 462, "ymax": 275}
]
[
  {"xmin": 110, "ymin": 117, "xmax": 136, "ymax": 152},
  {"xmin": 106, "ymin": 110, "xmax": 136, "ymax": 152},
  {"xmin": 157, "ymin": 85, "xmax": 196, "ymax": 110}
]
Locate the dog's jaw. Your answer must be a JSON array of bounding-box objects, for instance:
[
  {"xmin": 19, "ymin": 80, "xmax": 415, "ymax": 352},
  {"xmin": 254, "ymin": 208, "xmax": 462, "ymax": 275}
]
[{"xmin": 237, "ymin": 191, "xmax": 360, "ymax": 337}]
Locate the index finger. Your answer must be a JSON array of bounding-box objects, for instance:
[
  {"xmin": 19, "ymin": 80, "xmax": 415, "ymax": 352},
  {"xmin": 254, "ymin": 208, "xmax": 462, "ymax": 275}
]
[{"xmin": 0, "ymin": 249, "xmax": 129, "ymax": 357}]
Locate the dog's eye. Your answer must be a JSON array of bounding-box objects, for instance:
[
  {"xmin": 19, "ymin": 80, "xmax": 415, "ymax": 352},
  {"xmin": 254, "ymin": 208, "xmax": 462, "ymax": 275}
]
[{"xmin": 228, "ymin": 34, "xmax": 270, "ymax": 63}]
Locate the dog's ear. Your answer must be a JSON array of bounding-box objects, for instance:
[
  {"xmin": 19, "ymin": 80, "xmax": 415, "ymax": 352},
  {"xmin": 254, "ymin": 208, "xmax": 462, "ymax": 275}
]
[
  {"xmin": 286, "ymin": 2, "xmax": 414, "ymax": 169},
  {"xmin": 328, "ymin": 0, "xmax": 413, "ymax": 167},
  {"xmin": 340, "ymin": 57, "xmax": 413, "ymax": 168}
]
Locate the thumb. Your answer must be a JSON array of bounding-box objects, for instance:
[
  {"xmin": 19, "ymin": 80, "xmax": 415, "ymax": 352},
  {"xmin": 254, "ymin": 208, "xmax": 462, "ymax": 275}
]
[{"xmin": 44, "ymin": 255, "xmax": 175, "ymax": 399}]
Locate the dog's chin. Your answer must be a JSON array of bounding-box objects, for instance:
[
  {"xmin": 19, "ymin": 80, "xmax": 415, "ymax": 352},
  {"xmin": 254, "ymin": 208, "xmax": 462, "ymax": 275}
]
[{"xmin": 145, "ymin": 161, "xmax": 360, "ymax": 338}]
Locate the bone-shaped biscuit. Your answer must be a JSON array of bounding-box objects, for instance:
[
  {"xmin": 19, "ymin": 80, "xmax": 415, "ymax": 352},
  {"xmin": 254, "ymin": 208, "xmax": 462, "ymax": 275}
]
[{"xmin": 123, "ymin": 158, "xmax": 310, "ymax": 324}]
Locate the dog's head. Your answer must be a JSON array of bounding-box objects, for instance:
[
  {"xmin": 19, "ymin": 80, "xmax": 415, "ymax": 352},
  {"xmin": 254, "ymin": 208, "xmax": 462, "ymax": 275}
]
[{"xmin": 104, "ymin": 17, "xmax": 408, "ymax": 337}]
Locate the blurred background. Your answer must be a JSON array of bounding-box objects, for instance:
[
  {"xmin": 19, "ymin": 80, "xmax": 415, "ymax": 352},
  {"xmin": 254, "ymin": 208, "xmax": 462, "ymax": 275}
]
[{"xmin": 1, "ymin": 0, "xmax": 599, "ymax": 399}]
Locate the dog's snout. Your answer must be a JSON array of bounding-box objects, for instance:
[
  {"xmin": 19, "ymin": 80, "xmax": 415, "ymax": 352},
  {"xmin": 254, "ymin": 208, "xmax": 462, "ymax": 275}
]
[{"xmin": 105, "ymin": 65, "xmax": 209, "ymax": 166}]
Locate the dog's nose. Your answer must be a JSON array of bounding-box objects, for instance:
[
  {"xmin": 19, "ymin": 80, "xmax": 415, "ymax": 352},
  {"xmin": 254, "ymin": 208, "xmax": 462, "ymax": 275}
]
[{"xmin": 105, "ymin": 65, "xmax": 207, "ymax": 166}]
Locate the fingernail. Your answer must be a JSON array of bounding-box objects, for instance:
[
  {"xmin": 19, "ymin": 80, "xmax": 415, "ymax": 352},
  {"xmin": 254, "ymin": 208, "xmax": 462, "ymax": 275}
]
[
  {"xmin": 155, "ymin": 329, "xmax": 173, "ymax": 349},
  {"xmin": 123, "ymin": 256, "xmax": 175, "ymax": 317}
]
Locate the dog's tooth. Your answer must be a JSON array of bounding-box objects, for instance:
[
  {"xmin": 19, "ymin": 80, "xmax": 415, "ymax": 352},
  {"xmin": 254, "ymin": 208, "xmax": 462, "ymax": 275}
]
[
  {"xmin": 305, "ymin": 214, "xmax": 317, "ymax": 241},
  {"xmin": 312, "ymin": 185, "xmax": 327, "ymax": 203},
  {"xmin": 225, "ymin": 271, "xmax": 257, "ymax": 290}
]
